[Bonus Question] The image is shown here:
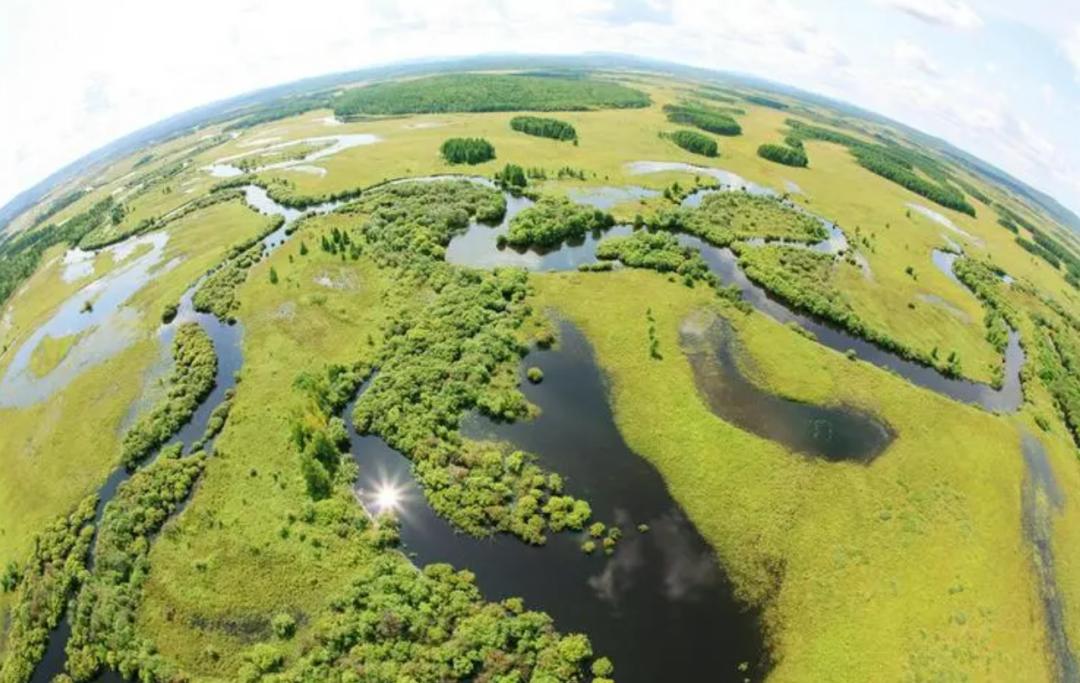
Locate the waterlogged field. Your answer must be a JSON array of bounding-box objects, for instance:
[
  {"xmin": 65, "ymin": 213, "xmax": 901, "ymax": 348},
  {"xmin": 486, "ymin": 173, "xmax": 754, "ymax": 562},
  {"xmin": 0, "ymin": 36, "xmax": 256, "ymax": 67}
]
[{"xmin": 1, "ymin": 67, "xmax": 1078, "ymax": 682}]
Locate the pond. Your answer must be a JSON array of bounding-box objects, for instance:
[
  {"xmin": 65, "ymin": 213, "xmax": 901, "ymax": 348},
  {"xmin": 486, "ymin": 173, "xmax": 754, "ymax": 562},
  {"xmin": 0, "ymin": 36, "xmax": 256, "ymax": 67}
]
[
  {"xmin": 347, "ymin": 321, "xmax": 769, "ymax": 683},
  {"xmin": 680, "ymin": 314, "xmax": 894, "ymax": 462}
]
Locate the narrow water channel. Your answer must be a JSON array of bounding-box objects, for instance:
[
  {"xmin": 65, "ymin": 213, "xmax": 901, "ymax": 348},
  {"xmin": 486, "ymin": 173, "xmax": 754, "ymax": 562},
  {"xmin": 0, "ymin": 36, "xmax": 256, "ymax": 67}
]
[
  {"xmin": 438, "ymin": 168, "xmax": 1021, "ymax": 412},
  {"xmin": 347, "ymin": 321, "xmax": 769, "ymax": 682},
  {"xmin": 28, "ymin": 182, "xmax": 333, "ymax": 683}
]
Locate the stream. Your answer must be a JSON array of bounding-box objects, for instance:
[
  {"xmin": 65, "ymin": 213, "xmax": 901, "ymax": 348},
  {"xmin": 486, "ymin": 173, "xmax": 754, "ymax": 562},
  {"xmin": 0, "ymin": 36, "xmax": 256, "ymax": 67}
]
[
  {"xmin": 443, "ymin": 168, "xmax": 1023, "ymax": 413},
  {"xmin": 27, "ymin": 183, "xmax": 337, "ymax": 682}
]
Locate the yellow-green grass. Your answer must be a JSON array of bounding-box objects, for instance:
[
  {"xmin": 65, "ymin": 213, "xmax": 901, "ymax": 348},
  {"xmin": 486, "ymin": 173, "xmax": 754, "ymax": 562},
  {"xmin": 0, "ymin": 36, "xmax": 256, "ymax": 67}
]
[
  {"xmin": 137, "ymin": 228, "xmax": 395, "ymax": 677},
  {"xmin": 532, "ymin": 268, "xmax": 1075, "ymax": 681},
  {"xmin": 27, "ymin": 331, "xmax": 84, "ymax": 377},
  {"xmin": 214, "ymin": 83, "xmax": 1045, "ymax": 385},
  {"xmin": 0, "ymin": 199, "xmax": 274, "ymax": 574},
  {"xmin": 0, "ymin": 242, "xmax": 147, "ymax": 379}
]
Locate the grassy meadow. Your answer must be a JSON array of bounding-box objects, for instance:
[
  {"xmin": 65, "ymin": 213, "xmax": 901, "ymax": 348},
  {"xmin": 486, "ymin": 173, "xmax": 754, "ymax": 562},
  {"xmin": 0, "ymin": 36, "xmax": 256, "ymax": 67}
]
[{"xmin": 0, "ymin": 68, "xmax": 1077, "ymax": 680}]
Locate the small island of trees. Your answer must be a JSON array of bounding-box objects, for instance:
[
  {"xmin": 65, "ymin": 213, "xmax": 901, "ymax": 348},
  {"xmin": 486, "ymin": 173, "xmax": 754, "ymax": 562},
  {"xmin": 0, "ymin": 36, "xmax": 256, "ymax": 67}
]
[
  {"xmin": 510, "ymin": 115, "xmax": 578, "ymax": 141},
  {"xmin": 664, "ymin": 130, "xmax": 718, "ymax": 157},
  {"xmin": 441, "ymin": 137, "xmax": 496, "ymax": 165}
]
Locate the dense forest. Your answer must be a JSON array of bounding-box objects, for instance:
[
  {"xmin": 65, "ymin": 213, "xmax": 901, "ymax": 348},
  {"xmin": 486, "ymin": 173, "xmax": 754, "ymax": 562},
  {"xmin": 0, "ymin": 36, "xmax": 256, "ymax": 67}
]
[
  {"xmin": 509, "ymin": 115, "xmax": 578, "ymax": 141},
  {"xmin": 333, "ymin": 73, "xmax": 649, "ymax": 117},
  {"xmin": 665, "ymin": 130, "xmax": 718, "ymax": 157},
  {"xmin": 662, "ymin": 102, "xmax": 742, "ymax": 136},
  {"xmin": 440, "ymin": 137, "xmax": 496, "ymax": 165}
]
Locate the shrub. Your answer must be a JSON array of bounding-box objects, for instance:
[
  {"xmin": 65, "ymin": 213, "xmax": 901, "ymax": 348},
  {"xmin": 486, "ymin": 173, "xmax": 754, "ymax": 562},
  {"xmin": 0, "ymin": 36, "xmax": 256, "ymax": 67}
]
[
  {"xmin": 272, "ymin": 613, "xmax": 297, "ymax": 639},
  {"xmin": 527, "ymin": 366, "xmax": 544, "ymax": 383}
]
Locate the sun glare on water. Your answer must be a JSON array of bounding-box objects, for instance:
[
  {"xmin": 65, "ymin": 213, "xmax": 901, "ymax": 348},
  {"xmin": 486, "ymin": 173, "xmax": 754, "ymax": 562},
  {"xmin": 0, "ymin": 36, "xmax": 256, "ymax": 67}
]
[{"xmin": 373, "ymin": 482, "xmax": 403, "ymax": 512}]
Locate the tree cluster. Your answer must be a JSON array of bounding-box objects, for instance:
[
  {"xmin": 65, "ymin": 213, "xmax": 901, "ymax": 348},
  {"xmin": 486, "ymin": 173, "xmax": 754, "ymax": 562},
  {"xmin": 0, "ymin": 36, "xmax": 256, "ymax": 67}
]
[
  {"xmin": 120, "ymin": 323, "xmax": 217, "ymax": 468},
  {"xmin": 510, "ymin": 115, "xmax": 578, "ymax": 141},
  {"xmin": 757, "ymin": 140, "xmax": 808, "ymax": 167},
  {"xmin": 504, "ymin": 196, "xmax": 615, "ymax": 248},
  {"xmin": 0, "ymin": 495, "xmax": 97, "ymax": 683},
  {"xmin": 440, "ymin": 137, "xmax": 496, "ymax": 165},
  {"xmin": 663, "ymin": 102, "xmax": 742, "ymax": 136},
  {"xmin": 664, "ymin": 129, "xmax": 718, "ymax": 157},
  {"xmin": 64, "ymin": 449, "xmax": 207, "ymax": 682}
]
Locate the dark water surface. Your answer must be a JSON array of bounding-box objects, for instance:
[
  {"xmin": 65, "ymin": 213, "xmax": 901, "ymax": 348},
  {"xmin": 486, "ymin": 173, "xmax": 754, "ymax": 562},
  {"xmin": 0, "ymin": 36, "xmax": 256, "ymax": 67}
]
[
  {"xmin": 681, "ymin": 317, "xmax": 894, "ymax": 462},
  {"xmin": 348, "ymin": 322, "xmax": 769, "ymax": 682}
]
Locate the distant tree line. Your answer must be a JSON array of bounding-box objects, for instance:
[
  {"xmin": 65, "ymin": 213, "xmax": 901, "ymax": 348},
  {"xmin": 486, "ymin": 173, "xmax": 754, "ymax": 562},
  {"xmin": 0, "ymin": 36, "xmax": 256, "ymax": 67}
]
[
  {"xmin": 785, "ymin": 119, "xmax": 976, "ymax": 216},
  {"xmin": 333, "ymin": 73, "xmax": 650, "ymax": 118}
]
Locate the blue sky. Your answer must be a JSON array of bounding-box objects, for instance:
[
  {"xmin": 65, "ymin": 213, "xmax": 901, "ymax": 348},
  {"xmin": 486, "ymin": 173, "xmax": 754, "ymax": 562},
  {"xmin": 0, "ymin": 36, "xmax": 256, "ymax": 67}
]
[{"xmin": 1, "ymin": 0, "xmax": 1078, "ymax": 215}]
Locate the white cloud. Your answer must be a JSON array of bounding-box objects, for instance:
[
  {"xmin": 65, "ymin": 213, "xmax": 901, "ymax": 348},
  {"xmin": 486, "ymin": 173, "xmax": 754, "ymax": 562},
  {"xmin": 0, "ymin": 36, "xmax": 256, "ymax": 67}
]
[
  {"xmin": 892, "ymin": 40, "xmax": 940, "ymax": 77},
  {"xmin": 1, "ymin": 0, "xmax": 1078, "ymax": 216},
  {"xmin": 1063, "ymin": 24, "xmax": 1080, "ymax": 81},
  {"xmin": 882, "ymin": 0, "xmax": 983, "ymax": 30}
]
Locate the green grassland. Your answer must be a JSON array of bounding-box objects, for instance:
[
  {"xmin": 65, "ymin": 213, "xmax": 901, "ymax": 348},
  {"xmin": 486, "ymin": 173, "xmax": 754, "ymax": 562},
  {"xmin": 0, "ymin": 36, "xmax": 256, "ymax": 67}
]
[
  {"xmin": 1, "ymin": 67, "xmax": 1079, "ymax": 681},
  {"xmin": 137, "ymin": 226, "xmax": 395, "ymax": 676},
  {"xmin": 533, "ymin": 269, "xmax": 1077, "ymax": 681},
  {"xmin": 0, "ymin": 199, "xmax": 275, "ymax": 579}
]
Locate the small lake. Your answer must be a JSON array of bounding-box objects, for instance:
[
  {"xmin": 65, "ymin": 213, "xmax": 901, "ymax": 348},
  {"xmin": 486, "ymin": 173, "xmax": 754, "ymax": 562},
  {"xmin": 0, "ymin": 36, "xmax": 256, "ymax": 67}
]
[
  {"xmin": 348, "ymin": 321, "xmax": 769, "ymax": 682},
  {"xmin": 681, "ymin": 314, "xmax": 894, "ymax": 462}
]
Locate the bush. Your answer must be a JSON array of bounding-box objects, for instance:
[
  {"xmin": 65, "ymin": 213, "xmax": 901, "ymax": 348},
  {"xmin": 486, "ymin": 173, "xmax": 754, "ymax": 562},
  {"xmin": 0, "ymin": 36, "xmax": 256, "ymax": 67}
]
[
  {"xmin": 527, "ymin": 366, "xmax": 544, "ymax": 383},
  {"xmin": 441, "ymin": 137, "xmax": 496, "ymax": 165},
  {"xmin": 272, "ymin": 612, "xmax": 297, "ymax": 639},
  {"xmin": 161, "ymin": 302, "xmax": 178, "ymax": 324}
]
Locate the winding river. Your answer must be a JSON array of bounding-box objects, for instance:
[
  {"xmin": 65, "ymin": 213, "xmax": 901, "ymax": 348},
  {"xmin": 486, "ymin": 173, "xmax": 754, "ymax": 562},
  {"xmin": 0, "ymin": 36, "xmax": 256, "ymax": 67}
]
[
  {"xmin": 18, "ymin": 165, "xmax": 1031, "ymax": 680},
  {"xmin": 347, "ymin": 322, "xmax": 769, "ymax": 681}
]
